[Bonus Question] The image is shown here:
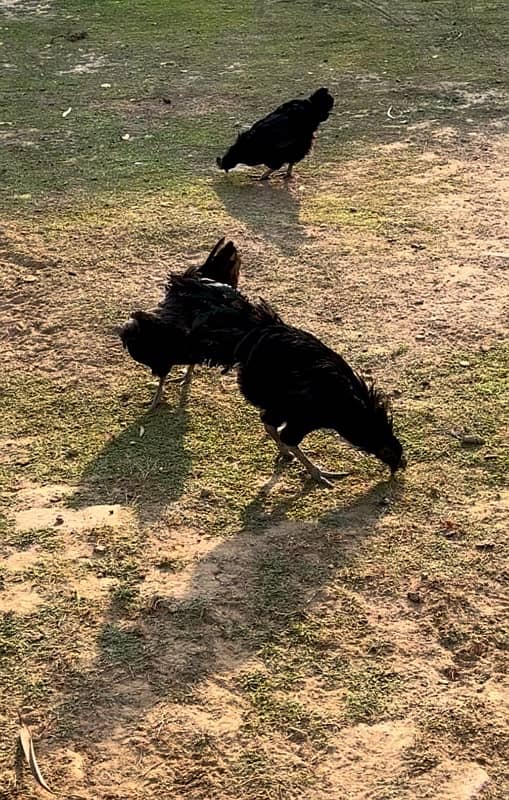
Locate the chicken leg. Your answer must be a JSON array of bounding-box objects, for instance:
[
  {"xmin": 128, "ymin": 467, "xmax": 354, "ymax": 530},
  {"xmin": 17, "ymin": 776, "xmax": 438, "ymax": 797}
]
[
  {"xmin": 287, "ymin": 446, "xmax": 348, "ymax": 488},
  {"xmin": 264, "ymin": 423, "xmax": 294, "ymax": 463},
  {"xmin": 168, "ymin": 364, "xmax": 195, "ymax": 386},
  {"xmin": 284, "ymin": 163, "xmax": 294, "ymax": 180},
  {"xmin": 149, "ymin": 376, "xmax": 166, "ymax": 410},
  {"xmin": 259, "ymin": 168, "xmax": 276, "ymax": 181}
]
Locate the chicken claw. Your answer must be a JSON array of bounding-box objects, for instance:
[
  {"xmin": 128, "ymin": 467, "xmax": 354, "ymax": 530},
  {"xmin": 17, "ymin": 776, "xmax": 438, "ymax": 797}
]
[{"xmin": 168, "ymin": 365, "xmax": 195, "ymax": 386}]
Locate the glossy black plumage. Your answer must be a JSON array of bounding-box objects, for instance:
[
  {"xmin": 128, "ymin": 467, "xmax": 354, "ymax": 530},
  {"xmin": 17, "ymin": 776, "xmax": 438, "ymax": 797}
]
[
  {"xmin": 176, "ymin": 276, "xmax": 405, "ymax": 482},
  {"xmin": 217, "ymin": 88, "xmax": 334, "ymax": 179},
  {"xmin": 234, "ymin": 324, "xmax": 405, "ymax": 477},
  {"xmin": 118, "ymin": 238, "xmax": 241, "ymax": 407}
]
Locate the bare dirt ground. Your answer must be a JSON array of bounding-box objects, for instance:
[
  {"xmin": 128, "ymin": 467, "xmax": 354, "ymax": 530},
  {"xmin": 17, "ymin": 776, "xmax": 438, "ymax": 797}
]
[{"xmin": 0, "ymin": 1, "xmax": 508, "ymax": 799}]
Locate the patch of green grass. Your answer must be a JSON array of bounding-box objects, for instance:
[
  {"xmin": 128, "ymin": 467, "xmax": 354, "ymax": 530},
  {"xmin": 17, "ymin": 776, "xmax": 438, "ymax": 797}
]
[
  {"xmin": 98, "ymin": 622, "xmax": 147, "ymax": 670},
  {"xmin": 343, "ymin": 664, "xmax": 401, "ymax": 723},
  {"xmin": 398, "ymin": 344, "xmax": 509, "ymax": 484},
  {"xmin": 0, "ymin": 599, "xmax": 98, "ymax": 713},
  {"xmin": 238, "ymin": 669, "xmax": 331, "ymax": 745},
  {"xmin": 229, "ymin": 748, "xmax": 315, "ymax": 798},
  {"xmin": 87, "ymin": 526, "xmax": 144, "ymax": 581},
  {"xmin": 2, "ymin": 0, "xmax": 508, "ymax": 214},
  {"xmin": 170, "ymin": 597, "xmax": 211, "ymax": 628},
  {"xmin": 109, "ymin": 580, "xmax": 140, "ymax": 612},
  {"xmin": 4, "ymin": 526, "xmax": 61, "ymax": 551}
]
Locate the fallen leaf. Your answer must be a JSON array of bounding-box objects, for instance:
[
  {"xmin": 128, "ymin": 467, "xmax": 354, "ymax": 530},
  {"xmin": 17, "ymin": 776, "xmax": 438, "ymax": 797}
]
[
  {"xmin": 62, "ymin": 107, "xmax": 72, "ymax": 118},
  {"xmin": 139, "ymin": 425, "xmax": 145, "ymax": 438},
  {"xmin": 18, "ymin": 719, "xmax": 54, "ymax": 794},
  {"xmin": 121, "ymin": 133, "xmax": 130, "ymax": 141},
  {"xmin": 100, "ymin": 82, "xmax": 111, "ymax": 88}
]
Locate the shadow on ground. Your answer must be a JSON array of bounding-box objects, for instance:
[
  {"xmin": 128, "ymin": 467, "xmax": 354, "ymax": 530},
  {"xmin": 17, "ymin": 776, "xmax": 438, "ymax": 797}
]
[
  {"xmin": 213, "ymin": 173, "xmax": 308, "ymax": 255},
  {"xmin": 52, "ymin": 474, "xmax": 401, "ymax": 755},
  {"xmin": 69, "ymin": 384, "xmax": 192, "ymax": 527}
]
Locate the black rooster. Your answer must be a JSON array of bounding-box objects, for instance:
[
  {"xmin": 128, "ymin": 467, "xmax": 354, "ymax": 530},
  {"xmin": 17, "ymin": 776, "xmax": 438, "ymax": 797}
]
[
  {"xmin": 216, "ymin": 88, "xmax": 334, "ymax": 180},
  {"xmin": 174, "ymin": 276, "xmax": 405, "ymax": 486},
  {"xmin": 119, "ymin": 238, "xmax": 240, "ymax": 409}
]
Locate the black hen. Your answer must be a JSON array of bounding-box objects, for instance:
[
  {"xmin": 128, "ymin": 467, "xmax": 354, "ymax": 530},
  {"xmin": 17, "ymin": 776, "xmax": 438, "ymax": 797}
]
[
  {"xmin": 119, "ymin": 238, "xmax": 241, "ymax": 409},
  {"xmin": 234, "ymin": 325, "xmax": 405, "ymax": 486},
  {"xmin": 216, "ymin": 88, "xmax": 334, "ymax": 180}
]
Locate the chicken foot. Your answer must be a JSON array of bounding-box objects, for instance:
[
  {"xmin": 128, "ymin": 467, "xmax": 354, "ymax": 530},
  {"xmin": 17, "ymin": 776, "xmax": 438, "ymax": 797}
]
[
  {"xmin": 168, "ymin": 364, "xmax": 195, "ymax": 386},
  {"xmin": 149, "ymin": 365, "xmax": 194, "ymax": 409},
  {"xmin": 259, "ymin": 168, "xmax": 276, "ymax": 181},
  {"xmin": 264, "ymin": 423, "xmax": 294, "ymax": 463},
  {"xmin": 287, "ymin": 446, "xmax": 349, "ymax": 488},
  {"xmin": 149, "ymin": 376, "xmax": 166, "ymax": 410}
]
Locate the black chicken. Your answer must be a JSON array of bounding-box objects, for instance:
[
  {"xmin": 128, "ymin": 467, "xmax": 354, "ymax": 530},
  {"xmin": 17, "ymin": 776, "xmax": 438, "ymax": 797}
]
[
  {"xmin": 119, "ymin": 238, "xmax": 240, "ymax": 409},
  {"xmin": 216, "ymin": 88, "xmax": 334, "ymax": 180},
  {"xmin": 234, "ymin": 325, "xmax": 405, "ymax": 486},
  {"xmin": 174, "ymin": 276, "xmax": 405, "ymax": 486}
]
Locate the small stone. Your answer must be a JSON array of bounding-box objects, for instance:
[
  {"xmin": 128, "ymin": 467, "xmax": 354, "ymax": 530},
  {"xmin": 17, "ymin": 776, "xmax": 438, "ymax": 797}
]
[
  {"xmin": 459, "ymin": 360, "xmax": 471, "ymax": 367},
  {"xmin": 54, "ymin": 515, "xmax": 64, "ymax": 526},
  {"xmin": 460, "ymin": 434, "xmax": 485, "ymax": 447},
  {"xmin": 407, "ymin": 590, "xmax": 422, "ymax": 604},
  {"xmin": 415, "ymin": 333, "xmax": 426, "ymax": 340},
  {"xmin": 475, "ymin": 541, "xmax": 495, "ymax": 552},
  {"xmin": 94, "ymin": 544, "xmax": 106, "ymax": 554},
  {"xmin": 66, "ymin": 30, "xmax": 88, "ymax": 42}
]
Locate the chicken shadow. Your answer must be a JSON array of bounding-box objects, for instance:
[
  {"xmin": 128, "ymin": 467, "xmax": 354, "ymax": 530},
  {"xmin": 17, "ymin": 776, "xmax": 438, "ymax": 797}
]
[
  {"xmin": 51, "ymin": 473, "xmax": 404, "ymax": 760},
  {"xmin": 213, "ymin": 173, "xmax": 307, "ymax": 256},
  {"xmin": 69, "ymin": 388, "xmax": 192, "ymax": 527}
]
